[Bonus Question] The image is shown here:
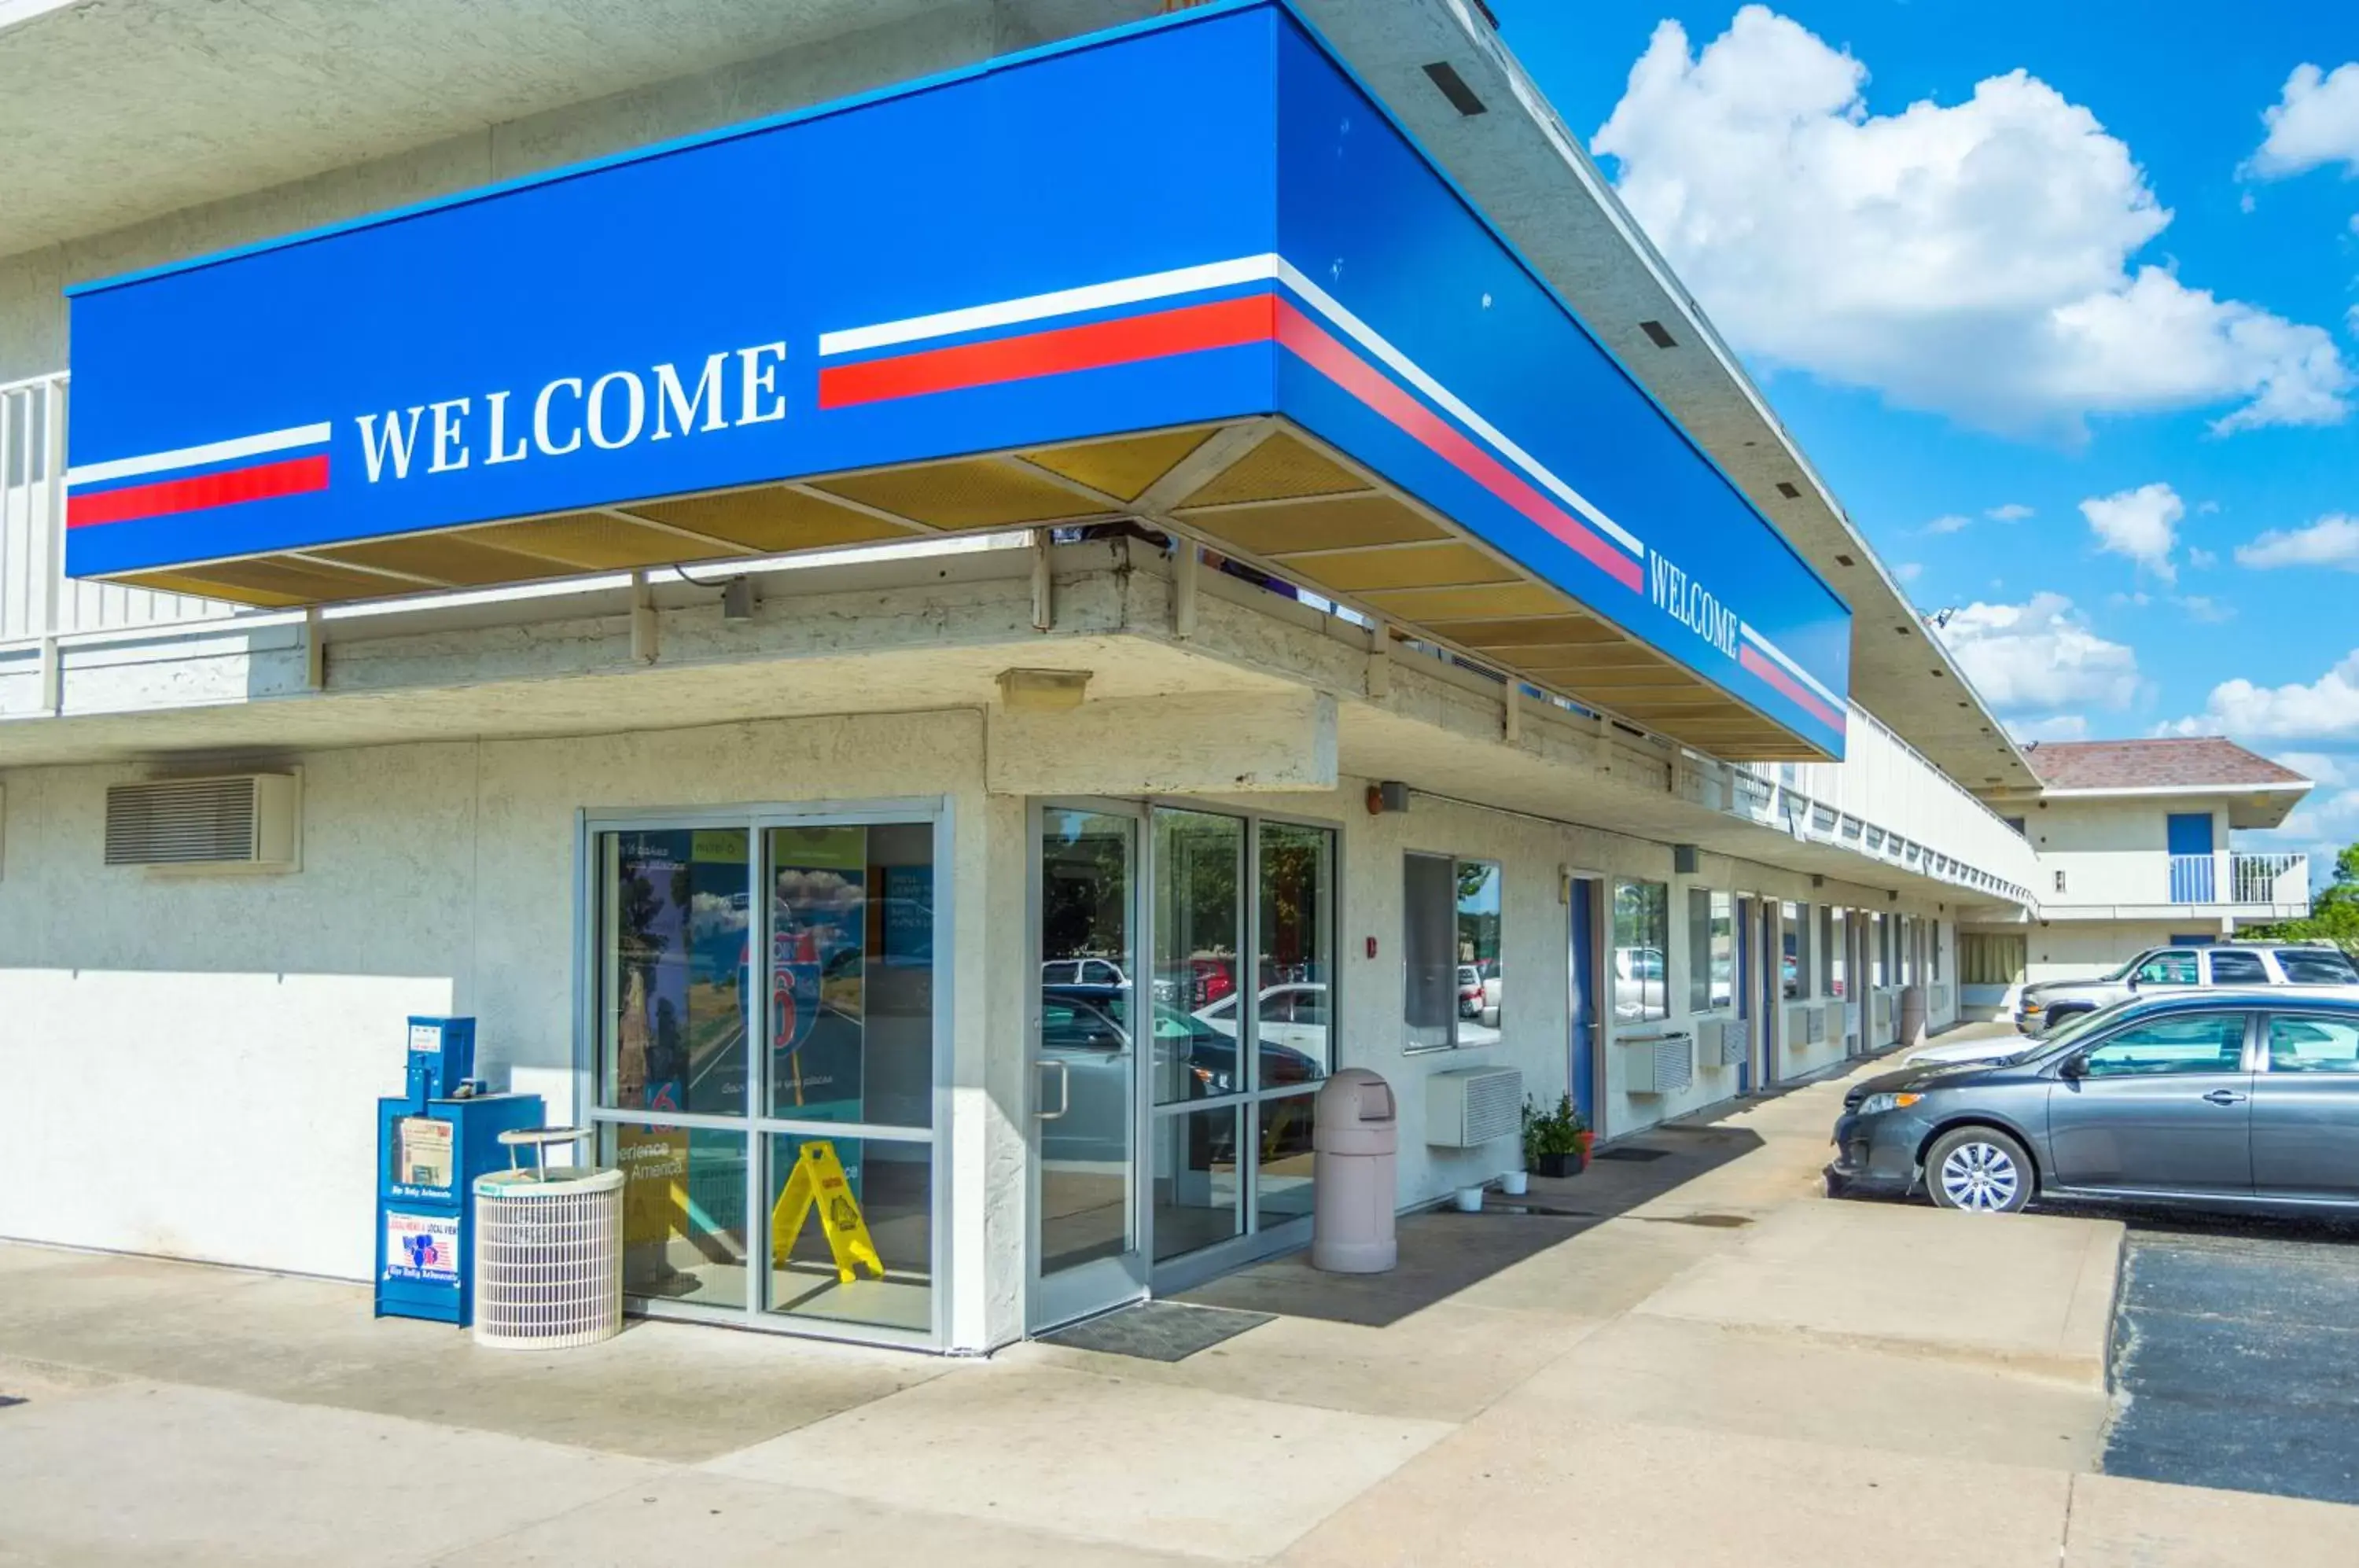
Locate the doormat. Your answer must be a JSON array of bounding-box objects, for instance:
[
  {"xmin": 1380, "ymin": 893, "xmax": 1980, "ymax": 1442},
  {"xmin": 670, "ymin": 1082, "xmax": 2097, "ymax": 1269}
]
[
  {"xmin": 1595, "ymin": 1146, "xmax": 1673, "ymax": 1162},
  {"xmin": 1038, "ymin": 1300, "xmax": 1274, "ymax": 1362}
]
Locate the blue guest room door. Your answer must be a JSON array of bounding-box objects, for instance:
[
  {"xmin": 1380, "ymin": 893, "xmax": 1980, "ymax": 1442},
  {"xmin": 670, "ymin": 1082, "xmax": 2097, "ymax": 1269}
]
[{"xmin": 2167, "ymin": 813, "xmax": 2214, "ymax": 902}]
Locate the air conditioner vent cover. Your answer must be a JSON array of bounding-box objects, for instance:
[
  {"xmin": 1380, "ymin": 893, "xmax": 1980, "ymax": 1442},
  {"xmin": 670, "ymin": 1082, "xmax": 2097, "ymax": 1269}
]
[{"xmin": 105, "ymin": 774, "xmax": 299, "ymax": 869}]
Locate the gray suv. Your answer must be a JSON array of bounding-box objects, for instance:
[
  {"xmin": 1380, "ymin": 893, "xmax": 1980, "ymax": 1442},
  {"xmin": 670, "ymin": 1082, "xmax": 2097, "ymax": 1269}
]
[
  {"xmin": 2018, "ymin": 942, "xmax": 2357, "ymax": 1033},
  {"xmin": 1828, "ymin": 991, "xmax": 2359, "ymax": 1214}
]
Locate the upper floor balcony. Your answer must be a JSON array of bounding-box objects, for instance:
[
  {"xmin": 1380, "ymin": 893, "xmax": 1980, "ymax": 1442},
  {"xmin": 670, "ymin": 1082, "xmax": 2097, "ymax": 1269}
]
[{"xmin": 2043, "ymin": 848, "xmax": 2310, "ymax": 922}]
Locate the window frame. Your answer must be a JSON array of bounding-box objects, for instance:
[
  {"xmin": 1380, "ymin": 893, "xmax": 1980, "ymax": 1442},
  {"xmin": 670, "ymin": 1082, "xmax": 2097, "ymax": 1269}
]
[
  {"xmin": 1613, "ymin": 877, "xmax": 1671, "ymax": 1024},
  {"xmin": 2072, "ymin": 1010, "xmax": 2255, "ymax": 1079},
  {"xmin": 575, "ymin": 797, "xmax": 955, "ymax": 1351},
  {"xmin": 2261, "ymin": 1011, "xmax": 2359, "ymax": 1074},
  {"xmin": 1404, "ymin": 851, "xmax": 1503, "ymax": 1053}
]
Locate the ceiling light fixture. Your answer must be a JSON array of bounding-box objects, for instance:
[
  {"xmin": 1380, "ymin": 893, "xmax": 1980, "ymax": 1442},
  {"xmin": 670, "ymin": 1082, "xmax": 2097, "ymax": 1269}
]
[{"xmin": 1422, "ymin": 61, "xmax": 1487, "ymax": 116}]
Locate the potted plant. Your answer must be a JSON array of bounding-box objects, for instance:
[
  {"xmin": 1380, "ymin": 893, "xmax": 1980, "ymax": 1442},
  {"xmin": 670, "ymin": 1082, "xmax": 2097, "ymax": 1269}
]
[{"xmin": 1522, "ymin": 1094, "xmax": 1589, "ymax": 1178}]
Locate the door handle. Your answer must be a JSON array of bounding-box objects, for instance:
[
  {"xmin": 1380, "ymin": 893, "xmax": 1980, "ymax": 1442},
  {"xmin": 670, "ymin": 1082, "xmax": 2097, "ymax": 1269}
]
[
  {"xmin": 2202, "ymin": 1089, "xmax": 2247, "ymax": 1106},
  {"xmin": 1036, "ymin": 1058, "xmax": 1072, "ymax": 1121}
]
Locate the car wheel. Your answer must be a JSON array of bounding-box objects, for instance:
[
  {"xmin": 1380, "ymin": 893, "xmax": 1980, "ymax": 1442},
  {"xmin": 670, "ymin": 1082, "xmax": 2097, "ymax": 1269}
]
[{"xmin": 1924, "ymin": 1127, "xmax": 2033, "ymax": 1214}]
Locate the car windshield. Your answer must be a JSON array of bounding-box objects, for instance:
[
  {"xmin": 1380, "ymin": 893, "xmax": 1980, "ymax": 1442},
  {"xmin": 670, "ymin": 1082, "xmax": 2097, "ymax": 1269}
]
[{"xmin": 2093, "ymin": 952, "xmax": 2149, "ymax": 983}]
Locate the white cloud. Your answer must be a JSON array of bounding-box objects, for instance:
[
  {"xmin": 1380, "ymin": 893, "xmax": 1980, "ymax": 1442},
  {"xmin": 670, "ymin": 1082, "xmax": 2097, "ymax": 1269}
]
[
  {"xmin": 2236, "ymin": 513, "xmax": 2359, "ymax": 570},
  {"xmin": 1933, "ymin": 592, "xmax": 2140, "ymax": 712},
  {"xmin": 1894, "ymin": 561, "xmax": 1925, "ymax": 583},
  {"xmin": 2274, "ymin": 750, "xmax": 2350, "ymax": 786},
  {"xmin": 1924, "ymin": 513, "xmax": 1972, "ymax": 534},
  {"xmin": 2249, "ymin": 62, "xmax": 2359, "ymax": 179},
  {"xmin": 2080, "ymin": 482, "xmax": 2184, "ymax": 580},
  {"xmin": 2173, "ymin": 649, "xmax": 2359, "ymax": 740},
  {"xmin": 1986, "ymin": 502, "xmax": 2034, "ymax": 521},
  {"xmin": 2176, "ymin": 594, "xmax": 2233, "ymax": 624},
  {"xmin": 1592, "ymin": 9, "xmax": 2352, "ymax": 438},
  {"xmin": 2188, "ymin": 547, "xmax": 2219, "ymax": 569},
  {"xmin": 2007, "ymin": 713, "xmax": 2089, "ymax": 742}
]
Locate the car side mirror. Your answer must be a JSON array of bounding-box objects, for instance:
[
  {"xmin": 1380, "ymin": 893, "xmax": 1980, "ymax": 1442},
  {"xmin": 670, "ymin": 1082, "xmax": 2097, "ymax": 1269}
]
[{"xmin": 2059, "ymin": 1054, "xmax": 2087, "ymax": 1080}]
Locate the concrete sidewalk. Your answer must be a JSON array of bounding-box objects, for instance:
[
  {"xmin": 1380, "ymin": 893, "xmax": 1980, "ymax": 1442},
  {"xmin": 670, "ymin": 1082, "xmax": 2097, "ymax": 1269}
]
[{"xmin": 5, "ymin": 1052, "xmax": 2356, "ymax": 1566}]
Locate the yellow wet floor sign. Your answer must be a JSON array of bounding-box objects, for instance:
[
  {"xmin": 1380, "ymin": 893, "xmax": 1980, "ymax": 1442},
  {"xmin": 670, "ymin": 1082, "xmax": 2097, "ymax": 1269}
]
[{"xmin": 769, "ymin": 1139, "xmax": 885, "ymax": 1284}]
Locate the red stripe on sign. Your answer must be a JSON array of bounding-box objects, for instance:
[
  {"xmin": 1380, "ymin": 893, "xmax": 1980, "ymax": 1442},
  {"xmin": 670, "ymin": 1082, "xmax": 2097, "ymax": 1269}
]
[
  {"xmin": 1739, "ymin": 644, "xmax": 1846, "ymax": 732},
  {"xmin": 1272, "ymin": 302, "xmax": 1646, "ymax": 594},
  {"xmin": 818, "ymin": 294, "xmax": 1279, "ymax": 409},
  {"xmin": 68, "ymin": 452, "xmax": 330, "ymax": 528}
]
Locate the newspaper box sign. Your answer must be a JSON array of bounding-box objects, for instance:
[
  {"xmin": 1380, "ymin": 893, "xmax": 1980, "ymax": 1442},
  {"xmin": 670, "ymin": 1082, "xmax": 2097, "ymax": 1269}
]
[{"xmin": 384, "ymin": 1211, "xmax": 460, "ymax": 1284}]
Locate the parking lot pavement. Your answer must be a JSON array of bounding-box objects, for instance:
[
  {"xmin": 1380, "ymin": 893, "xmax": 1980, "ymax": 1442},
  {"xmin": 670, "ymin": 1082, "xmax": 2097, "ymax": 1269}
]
[{"xmin": 2102, "ymin": 1216, "xmax": 2359, "ymax": 1507}]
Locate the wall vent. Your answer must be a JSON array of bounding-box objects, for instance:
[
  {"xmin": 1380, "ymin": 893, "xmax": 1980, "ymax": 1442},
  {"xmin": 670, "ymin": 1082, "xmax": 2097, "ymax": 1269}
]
[
  {"xmin": 105, "ymin": 774, "xmax": 300, "ymax": 870},
  {"xmin": 1425, "ymin": 1066, "xmax": 1522, "ymax": 1147}
]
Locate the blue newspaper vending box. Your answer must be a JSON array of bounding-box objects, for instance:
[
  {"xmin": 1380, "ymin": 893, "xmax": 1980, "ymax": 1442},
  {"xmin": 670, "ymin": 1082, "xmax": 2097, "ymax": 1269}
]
[{"xmin": 374, "ymin": 1016, "xmax": 543, "ymax": 1326}]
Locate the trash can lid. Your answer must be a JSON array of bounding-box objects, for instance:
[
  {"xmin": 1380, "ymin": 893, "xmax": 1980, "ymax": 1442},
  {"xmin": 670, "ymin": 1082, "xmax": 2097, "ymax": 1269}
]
[
  {"xmin": 474, "ymin": 1165, "xmax": 623, "ymax": 1195},
  {"xmin": 1316, "ymin": 1066, "xmax": 1396, "ymax": 1124}
]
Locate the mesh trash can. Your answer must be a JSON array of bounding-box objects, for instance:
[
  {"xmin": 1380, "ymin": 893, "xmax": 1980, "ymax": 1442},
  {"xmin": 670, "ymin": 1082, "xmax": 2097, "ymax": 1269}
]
[{"xmin": 472, "ymin": 1165, "xmax": 624, "ymax": 1349}]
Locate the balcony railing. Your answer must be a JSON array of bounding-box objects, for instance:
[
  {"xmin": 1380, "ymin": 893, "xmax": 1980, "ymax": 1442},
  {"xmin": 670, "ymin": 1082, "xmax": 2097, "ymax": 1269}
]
[{"xmin": 2168, "ymin": 852, "xmax": 2308, "ymax": 907}]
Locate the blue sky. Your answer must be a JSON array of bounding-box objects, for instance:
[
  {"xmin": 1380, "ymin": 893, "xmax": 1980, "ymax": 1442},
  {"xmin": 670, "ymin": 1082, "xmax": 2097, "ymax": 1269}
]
[{"xmin": 1490, "ymin": 0, "xmax": 2359, "ymax": 863}]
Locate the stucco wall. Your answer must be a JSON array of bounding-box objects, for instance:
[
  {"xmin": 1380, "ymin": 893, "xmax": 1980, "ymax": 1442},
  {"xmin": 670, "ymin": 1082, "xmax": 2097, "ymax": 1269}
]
[
  {"xmin": 1, "ymin": 715, "xmax": 1967, "ymax": 1345},
  {"xmin": 0, "ymin": 711, "xmax": 1029, "ymax": 1347},
  {"xmin": 2023, "ymin": 799, "xmax": 2223, "ymax": 910}
]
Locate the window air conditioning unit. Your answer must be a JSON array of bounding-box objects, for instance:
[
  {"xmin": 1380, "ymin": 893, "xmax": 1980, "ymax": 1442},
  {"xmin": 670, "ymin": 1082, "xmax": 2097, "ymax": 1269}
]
[
  {"xmin": 1716, "ymin": 1018, "xmax": 1749, "ymax": 1068},
  {"xmin": 1621, "ymin": 1032, "xmax": 1694, "ymax": 1096},
  {"xmin": 1425, "ymin": 1066, "xmax": 1523, "ymax": 1148},
  {"xmin": 105, "ymin": 774, "xmax": 300, "ymax": 870}
]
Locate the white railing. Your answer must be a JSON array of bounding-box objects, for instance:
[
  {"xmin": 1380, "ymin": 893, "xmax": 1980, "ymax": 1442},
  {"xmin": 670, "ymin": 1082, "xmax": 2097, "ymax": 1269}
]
[
  {"xmin": 2166, "ymin": 852, "xmax": 2308, "ymax": 908},
  {"xmin": 1736, "ymin": 705, "xmax": 2042, "ymax": 907},
  {"xmin": 0, "ymin": 372, "xmax": 231, "ymax": 646}
]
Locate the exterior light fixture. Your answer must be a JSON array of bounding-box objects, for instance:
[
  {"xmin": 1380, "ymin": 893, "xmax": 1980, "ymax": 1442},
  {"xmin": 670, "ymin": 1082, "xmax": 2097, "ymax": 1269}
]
[
  {"xmin": 1639, "ymin": 319, "xmax": 1677, "ymax": 349},
  {"xmin": 721, "ymin": 577, "xmax": 756, "ymax": 621},
  {"xmin": 1775, "ymin": 481, "xmax": 1801, "ymax": 499},
  {"xmin": 1421, "ymin": 61, "xmax": 1486, "ymax": 115},
  {"xmin": 996, "ymin": 668, "xmax": 1091, "ymax": 712}
]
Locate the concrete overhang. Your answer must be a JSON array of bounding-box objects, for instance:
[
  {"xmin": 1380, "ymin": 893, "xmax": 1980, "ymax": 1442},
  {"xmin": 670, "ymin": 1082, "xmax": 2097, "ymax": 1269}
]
[{"xmin": 1991, "ymin": 781, "xmax": 2313, "ymax": 831}]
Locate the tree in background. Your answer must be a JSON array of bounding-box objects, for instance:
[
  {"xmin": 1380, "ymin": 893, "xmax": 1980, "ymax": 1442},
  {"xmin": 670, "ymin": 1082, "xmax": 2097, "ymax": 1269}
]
[{"xmin": 2241, "ymin": 843, "xmax": 2359, "ymax": 952}]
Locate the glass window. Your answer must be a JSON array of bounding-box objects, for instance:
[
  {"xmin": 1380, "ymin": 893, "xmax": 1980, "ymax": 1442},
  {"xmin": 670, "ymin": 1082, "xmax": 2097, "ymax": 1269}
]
[
  {"xmin": 1781, "ymin": 902, "xmax": 1811, "ymax": 999},
  {"xmin": 1961, "ymin": 933, "xmax": 2026, "ymax": 987},
  {"xmin": 2079, "ymin": 1014, "xmax": 2248, "ymax": 1077},
  {"xmin": 1253, "ymin": 1091, "xmax": 1319, "ymax": 1224},
  {"xmin": 2268, "ymin": 1016, "xmax": 2359, "ymax": 1073},
  {"xmin": 1684, "ymin": 889, "xmax": 1734, "ymax": 1013},
  {"xmin": 1154, "ymin": 810, "xmax": 1243, "ymax": 1104},
  {"xmin": 2135, "ymin": 951, "xmax": 2202, "ymax": 987},
  {"xmin": 1820, "ymin": 907, "xmax": 1840, "ymax": 998},
  {"xmin": 1871, "ymin": 915, "xmax": 1888, "ymax": 988},
  {"xmin": 611, "ymin": 1124, "xmax": 748, "ymax": 1309},
  {"xmin": 1258, "ymin": 822, "xmax": 1332, "ymax": 1080},
  {"xmin": 767, "ymin": 823, "xmax": 934, "ymax": 1128},
  {"xmin": 764, "ymin": 1132, "xmax": 931, "ymax": 1332},
  {"xmin": 1405, "ymin": 854, "xmax": 1502, "ymax": 1050},
  {"xmin": 2276, "ymin": 949, "xmax": 2359, "ymax": 985},
  {"xmin": 591, "ymin": 811, "xmax": 943, "ymax": 1342},
  {"xmin": 1404, "ymin": 853, "xmax": 1457, "ymax": 1051},
  {"xmin": 1614, "ymin": 879, "xmax": 1669, "ymax": 1021},
  {"xmin": 1151, "ymin": 1103, "xmax": 1242, "ymax": 1261},
  {"xmin": 2207, "ymin": 950, "xmax": 2269, "ymax": 985},
  {"xmin": 597, "ymin": 827, "xmax": 751, "ymax": 1119}
]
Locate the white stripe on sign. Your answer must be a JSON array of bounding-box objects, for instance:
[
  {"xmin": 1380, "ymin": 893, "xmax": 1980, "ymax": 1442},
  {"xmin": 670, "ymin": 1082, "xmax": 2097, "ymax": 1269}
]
[
  {"xmin": 818, "ymin": 256, "xmax": 1286, "ymax": 358},
  {"xmin": 1270, "ymin": 258, "xmax": 1646, "ymax": 561},
  {"xmin": 68, "ymin": 421, "xmax": 335, "ymax": 488},
  {"xmin": 1740, "ymin": 622, "xmax": 1844, "ymax": 712},
  {"xmin": 821, "ymin": 253, "xmax": 1651, "ymax": 564}
]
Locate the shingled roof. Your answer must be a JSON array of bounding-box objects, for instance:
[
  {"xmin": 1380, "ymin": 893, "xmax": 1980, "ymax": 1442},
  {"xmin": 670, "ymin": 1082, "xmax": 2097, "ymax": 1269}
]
[{"xmin": 2022, "ymin": 738, "xmax": 2309, "ymax": 791}]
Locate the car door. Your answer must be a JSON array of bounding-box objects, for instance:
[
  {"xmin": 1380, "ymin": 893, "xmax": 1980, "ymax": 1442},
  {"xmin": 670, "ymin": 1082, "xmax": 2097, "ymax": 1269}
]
[
  {"xmin": 2251, "ymin": 1012, "xmax": 2359, "ymax": 1200},
  {"xmin": 2046, "ymin": 1009, "xmax": 2255, "ymax": 1195}
]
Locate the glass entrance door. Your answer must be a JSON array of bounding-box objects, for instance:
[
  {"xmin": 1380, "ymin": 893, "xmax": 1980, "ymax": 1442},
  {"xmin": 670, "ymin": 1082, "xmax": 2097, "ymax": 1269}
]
[{"xmin": 1030, "ymin": 805, "xmax": 1147, "ymax": 1331}]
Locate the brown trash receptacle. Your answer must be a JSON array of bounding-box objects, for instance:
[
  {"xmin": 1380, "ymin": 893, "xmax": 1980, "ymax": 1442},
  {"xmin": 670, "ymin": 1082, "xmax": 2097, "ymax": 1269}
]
[{"xmin": 1311, "ymin": 1068, "xmax": 1398, "ymax": 1274}]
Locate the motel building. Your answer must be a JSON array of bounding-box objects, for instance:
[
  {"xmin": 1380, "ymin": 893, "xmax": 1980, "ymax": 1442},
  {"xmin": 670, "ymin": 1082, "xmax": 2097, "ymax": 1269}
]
[{"xmin": 0, "ymin": 0, "xmax": 2070, "ymax": 1355}]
